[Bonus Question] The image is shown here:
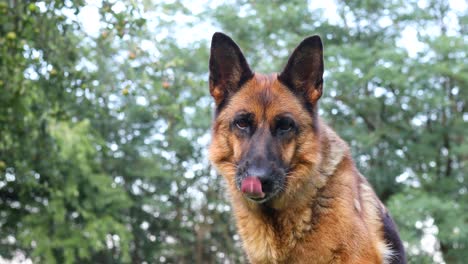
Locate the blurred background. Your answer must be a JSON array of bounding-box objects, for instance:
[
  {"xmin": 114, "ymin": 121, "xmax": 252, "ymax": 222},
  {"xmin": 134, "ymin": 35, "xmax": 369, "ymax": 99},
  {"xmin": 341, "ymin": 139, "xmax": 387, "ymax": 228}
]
[{"xmin": 0, "ymin": 0, "xmax": 466, "ymax": 263}]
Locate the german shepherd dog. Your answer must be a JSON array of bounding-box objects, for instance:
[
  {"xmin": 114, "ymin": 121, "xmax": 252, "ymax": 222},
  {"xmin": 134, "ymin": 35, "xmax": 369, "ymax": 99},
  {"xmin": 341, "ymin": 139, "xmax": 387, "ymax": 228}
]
[{"xmin": 208, "ymin": 32, "xmax": 406, "ymax": 264}]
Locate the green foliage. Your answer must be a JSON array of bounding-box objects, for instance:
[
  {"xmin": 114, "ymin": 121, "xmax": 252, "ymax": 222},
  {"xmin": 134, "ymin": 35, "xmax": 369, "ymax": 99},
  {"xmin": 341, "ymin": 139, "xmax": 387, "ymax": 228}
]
[
  {"xmin": 0, "ymin": 0, "xmax": 466, "ymax": 263},
  {"xmin": 0, "ymin": 0, "xmax": 132, "ymax": 262}
]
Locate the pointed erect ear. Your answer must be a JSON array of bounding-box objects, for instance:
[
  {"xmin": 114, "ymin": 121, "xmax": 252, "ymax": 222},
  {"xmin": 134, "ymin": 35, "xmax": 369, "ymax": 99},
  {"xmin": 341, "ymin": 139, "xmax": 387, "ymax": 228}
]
[
  {"xmin": 278, "ymin": 35, "xmax": 324, "ymax": 104},
  {"xmin": 209, "ymin": 32, "xmax": 254, "ymax": 106}
]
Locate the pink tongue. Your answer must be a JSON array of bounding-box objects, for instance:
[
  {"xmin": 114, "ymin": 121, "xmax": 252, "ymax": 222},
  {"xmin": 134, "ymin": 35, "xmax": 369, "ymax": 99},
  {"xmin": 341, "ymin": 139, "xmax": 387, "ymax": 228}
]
[{"xmin": 241, "ymin": 177, "xmax": 265, "ymax": 198}]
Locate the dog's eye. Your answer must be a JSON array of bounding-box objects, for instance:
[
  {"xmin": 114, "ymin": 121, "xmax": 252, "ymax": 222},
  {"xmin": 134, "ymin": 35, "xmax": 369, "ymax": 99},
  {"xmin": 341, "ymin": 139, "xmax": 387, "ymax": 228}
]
[
  {"xmin": 235, "ymin": 118, "xmax": 250, "ymax": 130},
  {"xmin": 276, "ymin": 118, "xmax": 294, "ymax": 133}
]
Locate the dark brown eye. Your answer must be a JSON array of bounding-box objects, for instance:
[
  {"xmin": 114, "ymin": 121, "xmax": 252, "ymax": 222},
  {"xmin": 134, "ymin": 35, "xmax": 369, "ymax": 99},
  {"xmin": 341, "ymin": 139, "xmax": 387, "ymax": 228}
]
[
  {"xmin": 276, "ymin": 117, "xmax": 294, "ymax": 133},
  {"xmin": 236, "ymin": 118, "xmax": 250, "ymax": 130},
  {"xmin": 233, "ymin": 113, "xmax": 254, "ymax": 133}
]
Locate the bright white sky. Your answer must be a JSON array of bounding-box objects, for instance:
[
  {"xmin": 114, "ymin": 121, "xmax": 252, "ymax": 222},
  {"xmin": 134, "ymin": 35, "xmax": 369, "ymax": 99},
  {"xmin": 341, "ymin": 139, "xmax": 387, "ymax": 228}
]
[{"xmin": 75, "ymin": 0, "xmax": 466, "ymax": 57}]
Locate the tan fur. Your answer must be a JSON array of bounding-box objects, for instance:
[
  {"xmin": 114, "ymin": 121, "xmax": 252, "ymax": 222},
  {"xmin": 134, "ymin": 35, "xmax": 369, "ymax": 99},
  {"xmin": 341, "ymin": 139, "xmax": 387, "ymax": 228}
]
[{"xmin": 209, "ymin": 74, "xmax": 392, "ymax": 263}]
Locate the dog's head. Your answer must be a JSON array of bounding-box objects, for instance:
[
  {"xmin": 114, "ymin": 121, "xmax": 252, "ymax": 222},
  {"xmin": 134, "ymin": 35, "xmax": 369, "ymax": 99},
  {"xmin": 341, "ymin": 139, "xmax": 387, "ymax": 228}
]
[{"xmin": 208, "ymin": 32, "xmax": 324, "ymax": 208}]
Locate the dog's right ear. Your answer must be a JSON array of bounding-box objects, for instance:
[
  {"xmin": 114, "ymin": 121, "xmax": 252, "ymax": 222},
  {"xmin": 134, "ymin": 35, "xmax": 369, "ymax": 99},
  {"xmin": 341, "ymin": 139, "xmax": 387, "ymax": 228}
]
[{"xmin": 209, "ymin": 32, "xmax": 254, "ymax": 106}]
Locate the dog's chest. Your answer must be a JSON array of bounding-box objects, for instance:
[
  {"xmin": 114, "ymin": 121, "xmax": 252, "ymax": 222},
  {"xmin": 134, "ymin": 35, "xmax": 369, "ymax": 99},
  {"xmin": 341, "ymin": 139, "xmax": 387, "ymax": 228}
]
[
  {"xmin": 243, "ymin": 230, "xmax": 343, "ymax": 264},
  {"xmin": 238, "ymin": 207, "xmax": 329, "ymax": 263}
]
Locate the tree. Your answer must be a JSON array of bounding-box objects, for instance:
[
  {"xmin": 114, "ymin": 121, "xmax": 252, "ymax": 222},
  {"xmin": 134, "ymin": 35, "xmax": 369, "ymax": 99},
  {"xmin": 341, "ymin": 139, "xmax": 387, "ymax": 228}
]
[{"xmin": 0, "ymin": 1, "xmax": 131, "ymax": 263}]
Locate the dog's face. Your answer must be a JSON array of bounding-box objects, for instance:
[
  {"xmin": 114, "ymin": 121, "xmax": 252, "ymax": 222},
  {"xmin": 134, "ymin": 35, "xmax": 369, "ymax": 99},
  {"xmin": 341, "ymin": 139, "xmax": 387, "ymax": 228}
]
[{"xmin": 209, "ymin": 33, "xmax": 324, "ymax": 207}]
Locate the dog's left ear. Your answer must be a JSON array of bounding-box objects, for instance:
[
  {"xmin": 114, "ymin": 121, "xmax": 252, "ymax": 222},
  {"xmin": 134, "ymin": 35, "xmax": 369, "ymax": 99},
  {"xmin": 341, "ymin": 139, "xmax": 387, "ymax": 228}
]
[
  {"xmin": 278, "ymin": 35, "xmax": 324, "ymax": 104},
  {"xmin": 209, "ymin": 32, "xmax": 254, "ymax": 106}
]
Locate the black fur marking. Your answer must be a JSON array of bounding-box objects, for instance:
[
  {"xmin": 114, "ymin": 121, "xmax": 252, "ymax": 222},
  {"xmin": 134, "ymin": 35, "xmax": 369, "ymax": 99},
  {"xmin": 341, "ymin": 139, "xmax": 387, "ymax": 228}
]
[
  {"xmin": 215, "ymin": 97, "xmax": 229, "ymax": 116},
  {"xmin": 382, "ymin": 212, "xmax": 406, "ymax": 264}
]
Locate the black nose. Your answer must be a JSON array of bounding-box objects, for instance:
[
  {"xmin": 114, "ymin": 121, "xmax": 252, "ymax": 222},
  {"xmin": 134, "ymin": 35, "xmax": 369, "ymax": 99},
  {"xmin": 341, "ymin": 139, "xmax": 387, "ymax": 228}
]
[{"xmin": 246, "ymin": 167, "xmax": 274, "ymax": 193}]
